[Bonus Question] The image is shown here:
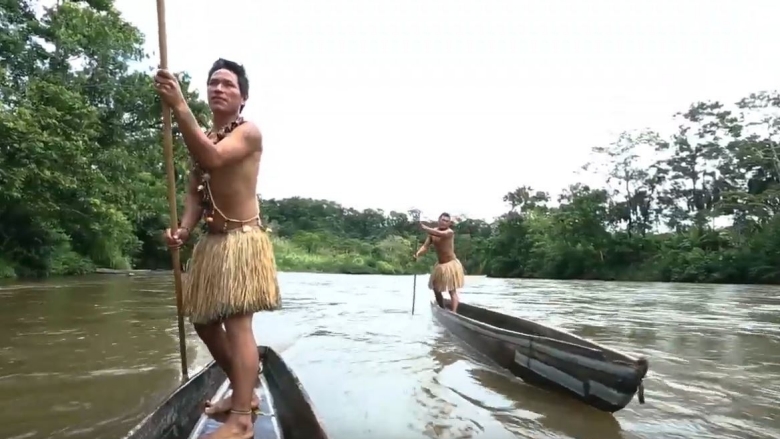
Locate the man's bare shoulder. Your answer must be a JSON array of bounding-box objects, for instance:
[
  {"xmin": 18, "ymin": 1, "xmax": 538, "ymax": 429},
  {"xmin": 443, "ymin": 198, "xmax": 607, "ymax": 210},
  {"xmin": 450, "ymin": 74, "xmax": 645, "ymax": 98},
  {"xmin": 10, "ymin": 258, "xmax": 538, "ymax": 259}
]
[{"xmin": 231, "ymin": 121, "xmax": 263, "ymax": 151}]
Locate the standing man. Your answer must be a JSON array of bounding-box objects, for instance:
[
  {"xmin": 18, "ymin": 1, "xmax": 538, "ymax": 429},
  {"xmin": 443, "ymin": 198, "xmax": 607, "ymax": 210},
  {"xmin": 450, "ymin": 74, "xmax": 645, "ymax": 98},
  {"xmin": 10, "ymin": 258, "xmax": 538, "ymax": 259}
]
[
  {"xmin": 413, "ymin": 212, "xmax": 465, "ymax": 313},
  {"xmin": 156, "ymin": 58, "xmax": 280, "ymax": 439}
]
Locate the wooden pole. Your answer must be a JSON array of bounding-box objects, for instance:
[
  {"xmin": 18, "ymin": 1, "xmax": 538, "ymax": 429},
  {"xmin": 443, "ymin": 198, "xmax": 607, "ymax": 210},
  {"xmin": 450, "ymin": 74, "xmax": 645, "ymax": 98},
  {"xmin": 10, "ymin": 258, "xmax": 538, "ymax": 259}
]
[
  {"xmin": 156, "ymin": 0, "xmax": 189, "ymax": 382},
  {"xmin": 411, "ymin": 272, "xmax": 417, "ymax": 315},
  {"xmin": 411, "ymin": 210, "xmax": 421, "ymax": 315}
]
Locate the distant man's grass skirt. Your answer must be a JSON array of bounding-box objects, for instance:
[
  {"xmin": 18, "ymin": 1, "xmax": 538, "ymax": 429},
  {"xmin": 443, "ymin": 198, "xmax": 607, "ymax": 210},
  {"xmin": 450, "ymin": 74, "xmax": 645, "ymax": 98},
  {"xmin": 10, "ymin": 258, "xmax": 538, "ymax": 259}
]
[
  {"xmin": 183, "ymin": 227, "xmax": 281, "ymax": 324},
  {"xmin": 428, "ymin": 259, "xmax": 465, "ymax": 292}
]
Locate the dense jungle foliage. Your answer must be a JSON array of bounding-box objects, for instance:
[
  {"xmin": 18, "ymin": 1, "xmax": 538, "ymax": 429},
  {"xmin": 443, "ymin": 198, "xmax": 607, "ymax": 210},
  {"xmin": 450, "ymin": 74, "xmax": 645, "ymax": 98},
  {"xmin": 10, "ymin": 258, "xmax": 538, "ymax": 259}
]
[{"xmin": 2, "ymin": 1, "xmax": 779, "ymax": 284}]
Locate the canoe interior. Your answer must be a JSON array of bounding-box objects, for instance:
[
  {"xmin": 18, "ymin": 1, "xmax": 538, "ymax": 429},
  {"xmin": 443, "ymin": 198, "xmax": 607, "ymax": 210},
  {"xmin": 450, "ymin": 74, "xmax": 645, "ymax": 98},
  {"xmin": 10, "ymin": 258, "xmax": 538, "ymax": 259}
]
[
  {"xmin": 188, "ymin": 372, "xmax": 280, "ymax": 439},
  {"xmin": 442, "ymin": 299, "xmax": 638, "ymax": 364},
  {"xmin": 122, "ymin": 346, "xmax": 328, "ymax": 439},
  {"xmin": 432, "ymin": 299, "xmax": 648, "ymax": 412}
]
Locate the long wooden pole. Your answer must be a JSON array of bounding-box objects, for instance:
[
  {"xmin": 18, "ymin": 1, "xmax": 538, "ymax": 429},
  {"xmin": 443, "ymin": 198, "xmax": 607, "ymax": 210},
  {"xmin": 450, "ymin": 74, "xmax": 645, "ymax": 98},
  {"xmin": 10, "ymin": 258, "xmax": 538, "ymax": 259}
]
[
  {"xmin": 411, "ymin": 272, "xmax": 417, "ymax": 315},
  {"xmin": 411, "ymin": 210, "xmax": 421, "ymax": 315},
  {"xmin": 156, "ymin": 0, "xmax": 189, "ymax": 382}
]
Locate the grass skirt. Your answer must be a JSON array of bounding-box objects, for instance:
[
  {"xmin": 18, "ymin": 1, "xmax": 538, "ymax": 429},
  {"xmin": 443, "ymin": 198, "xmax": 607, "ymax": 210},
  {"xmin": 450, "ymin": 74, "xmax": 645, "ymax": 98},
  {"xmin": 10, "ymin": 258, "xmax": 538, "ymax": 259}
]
[
  {"xmin": 428, "ymin": 259, "xmax": 465, "ymax": 292},
  {"xmin": 183, "ymin": 227, "xmax": 281, "ymax": 324}
]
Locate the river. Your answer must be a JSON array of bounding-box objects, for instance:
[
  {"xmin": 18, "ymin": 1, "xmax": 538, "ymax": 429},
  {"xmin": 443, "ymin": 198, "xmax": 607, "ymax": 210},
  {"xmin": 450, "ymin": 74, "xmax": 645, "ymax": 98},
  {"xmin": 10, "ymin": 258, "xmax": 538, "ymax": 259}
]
[{"xmin": 0, "ymin": 273, "xmax": 778, "ymax": 439}]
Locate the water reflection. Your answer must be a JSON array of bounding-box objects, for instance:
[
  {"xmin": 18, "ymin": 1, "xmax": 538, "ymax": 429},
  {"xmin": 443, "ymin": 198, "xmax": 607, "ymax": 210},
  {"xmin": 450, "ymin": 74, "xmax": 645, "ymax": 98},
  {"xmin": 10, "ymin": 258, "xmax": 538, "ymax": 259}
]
[
  {"xmin": 427, "ymin": 331, "xmax": 625, "ymax": 439},
  {"xmin": 471, "ymin": 367, "xmax": 624, "ymax": 439}
]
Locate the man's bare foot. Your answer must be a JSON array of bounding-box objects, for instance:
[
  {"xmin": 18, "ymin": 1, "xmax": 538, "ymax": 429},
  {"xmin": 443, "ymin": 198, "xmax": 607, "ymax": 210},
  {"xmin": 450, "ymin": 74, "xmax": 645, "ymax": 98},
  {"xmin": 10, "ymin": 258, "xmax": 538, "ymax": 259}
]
[
  {"xmin": 204, "ymin": 394, "xmax": 260, "ymax": 416},
  {"xmin": 202, "ymin": 411, "xmax": 254, "ymax": 439}
]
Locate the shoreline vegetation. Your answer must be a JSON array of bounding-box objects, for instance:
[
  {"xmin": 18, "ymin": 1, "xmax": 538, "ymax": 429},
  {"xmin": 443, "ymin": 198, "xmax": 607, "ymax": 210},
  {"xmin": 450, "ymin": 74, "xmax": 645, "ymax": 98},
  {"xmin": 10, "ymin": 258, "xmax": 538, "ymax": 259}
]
[{"xmin": 2, "ymin": 1, "xmax": 780, "ymax": 285}]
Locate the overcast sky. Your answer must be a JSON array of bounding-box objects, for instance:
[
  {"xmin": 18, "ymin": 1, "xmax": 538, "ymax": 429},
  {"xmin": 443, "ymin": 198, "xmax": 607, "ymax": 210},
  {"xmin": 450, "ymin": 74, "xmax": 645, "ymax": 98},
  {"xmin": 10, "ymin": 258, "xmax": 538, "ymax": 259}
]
[{"xmin": 114, "ymin": 0, "xmax": 780, "ymax": 221}]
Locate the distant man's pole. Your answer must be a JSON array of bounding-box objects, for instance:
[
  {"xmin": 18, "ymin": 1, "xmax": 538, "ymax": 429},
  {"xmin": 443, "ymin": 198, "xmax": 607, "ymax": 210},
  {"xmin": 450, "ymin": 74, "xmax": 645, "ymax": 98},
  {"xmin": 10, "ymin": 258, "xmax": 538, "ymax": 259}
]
[
  {"xmin": 156, "ymin": 0, "xmax": 188, "ymax": 382},
  {"xmin": 410, "ymin": 210, "xmax": 421, "ymax": 315},
  {"xmin": 412, "ymin": 271, "xmax": 417, "ymax": 315}
]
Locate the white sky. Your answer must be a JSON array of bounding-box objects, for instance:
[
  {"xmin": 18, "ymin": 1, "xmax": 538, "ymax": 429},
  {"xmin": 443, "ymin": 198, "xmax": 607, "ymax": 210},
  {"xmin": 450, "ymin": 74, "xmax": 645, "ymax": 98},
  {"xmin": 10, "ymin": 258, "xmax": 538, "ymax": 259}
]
[{"xmin": 114, "ymin": 0, "xmax": 780, "ymax": 221}]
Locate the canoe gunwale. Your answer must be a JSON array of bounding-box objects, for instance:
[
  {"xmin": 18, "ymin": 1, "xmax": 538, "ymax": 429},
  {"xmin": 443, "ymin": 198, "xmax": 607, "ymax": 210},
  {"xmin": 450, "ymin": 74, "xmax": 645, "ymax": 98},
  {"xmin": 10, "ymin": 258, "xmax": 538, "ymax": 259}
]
[
  {"xmin": 262, "ymin": 346, "xmax": 330, "ymax": 439},
  {"xmin": 120, "ymin": 358, "xmax": 224, "ymax": 439},
  {"xmin": 121, "ymin": 345, "xmax": 329, "ymax": 439}
]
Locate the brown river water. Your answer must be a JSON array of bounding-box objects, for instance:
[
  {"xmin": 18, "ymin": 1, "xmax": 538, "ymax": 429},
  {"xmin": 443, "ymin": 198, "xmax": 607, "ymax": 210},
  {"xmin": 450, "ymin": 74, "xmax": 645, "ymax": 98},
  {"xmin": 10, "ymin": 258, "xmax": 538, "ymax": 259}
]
[{"xmin": 0, "ymin": 273, "xmax": 779, "ymax": 439}]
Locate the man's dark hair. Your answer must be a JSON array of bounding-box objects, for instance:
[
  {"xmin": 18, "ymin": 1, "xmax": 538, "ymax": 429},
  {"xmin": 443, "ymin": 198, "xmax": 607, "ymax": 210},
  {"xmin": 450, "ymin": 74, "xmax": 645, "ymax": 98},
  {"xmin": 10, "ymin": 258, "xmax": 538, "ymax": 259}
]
[
  {"xmin": 208, "ymin": 58, "xmax": 249, "ymax": 111},
  {"xmin": 439, "ymin": 212, "xmax": 451, "ymax": 219}
]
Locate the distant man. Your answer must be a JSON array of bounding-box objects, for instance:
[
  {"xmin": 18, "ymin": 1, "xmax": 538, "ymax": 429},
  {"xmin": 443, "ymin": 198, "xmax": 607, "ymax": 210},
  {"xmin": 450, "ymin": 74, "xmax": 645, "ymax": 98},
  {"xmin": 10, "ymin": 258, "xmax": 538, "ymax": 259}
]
[
  {"xmin": 156, "ymin": 58, "xmax": 280, "ymax": 439},
  {"xmin": 414, "ymin": 212, "xmax": 465, "ymax": 313}
]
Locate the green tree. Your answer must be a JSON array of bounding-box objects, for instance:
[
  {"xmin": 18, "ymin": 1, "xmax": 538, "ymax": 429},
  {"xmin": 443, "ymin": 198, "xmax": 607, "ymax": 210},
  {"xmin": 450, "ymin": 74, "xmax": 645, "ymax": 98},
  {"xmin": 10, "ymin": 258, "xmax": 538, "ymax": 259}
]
[
  {"xmin": 0, "ymin": 0, "xmax": 207, "ymax": 277},
  {"xmin": 3, "ymin": 0, "xmax": 780, "ymax": 285}
]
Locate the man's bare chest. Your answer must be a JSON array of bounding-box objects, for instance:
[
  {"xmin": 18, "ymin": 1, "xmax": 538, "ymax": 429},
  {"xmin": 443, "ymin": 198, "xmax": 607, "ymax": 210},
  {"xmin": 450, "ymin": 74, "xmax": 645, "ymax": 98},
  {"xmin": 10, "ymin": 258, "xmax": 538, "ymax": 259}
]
[
  {"xmin": 208, "ymin": 167, "xmax": 254, "ymax": 195},
  {"xmin": 431, "ymin": 236, "xmax": 452, "ymax": 247}
]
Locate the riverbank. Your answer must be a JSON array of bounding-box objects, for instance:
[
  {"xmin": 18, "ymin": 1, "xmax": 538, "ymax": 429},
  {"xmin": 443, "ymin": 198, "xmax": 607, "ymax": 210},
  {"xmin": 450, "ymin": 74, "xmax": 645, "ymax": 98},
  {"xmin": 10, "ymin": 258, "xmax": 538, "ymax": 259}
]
[
  {"xmin": 4, "ymin": 236, "xmax": 780, "ymax": 285},
  {"xmin": 0, "ymin": 235, "xmax": 430, "ymax": 280}
]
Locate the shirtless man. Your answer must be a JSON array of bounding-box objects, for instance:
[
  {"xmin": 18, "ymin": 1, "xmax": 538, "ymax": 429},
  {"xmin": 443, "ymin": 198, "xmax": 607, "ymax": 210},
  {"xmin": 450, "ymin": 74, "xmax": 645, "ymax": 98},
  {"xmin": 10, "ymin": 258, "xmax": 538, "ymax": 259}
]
[
  {"xmin": 156, "ymin": 58, "xmax": 281, "ymax": 439},
  {"xmin": 413, "ymin": 212, "xmax": 465, "ymax": 313}
]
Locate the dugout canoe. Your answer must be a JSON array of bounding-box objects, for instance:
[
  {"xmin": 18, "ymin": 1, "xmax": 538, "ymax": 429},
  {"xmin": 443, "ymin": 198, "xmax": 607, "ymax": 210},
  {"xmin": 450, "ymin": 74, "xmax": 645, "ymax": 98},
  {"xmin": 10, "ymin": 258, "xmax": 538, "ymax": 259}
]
[
  {"xmin": 122, "ymin": 346, "xmax": 329, "ymax": 439},
  {"xmin": 431, "ymin": 299, "xmax": 649, "ymax": 413}
]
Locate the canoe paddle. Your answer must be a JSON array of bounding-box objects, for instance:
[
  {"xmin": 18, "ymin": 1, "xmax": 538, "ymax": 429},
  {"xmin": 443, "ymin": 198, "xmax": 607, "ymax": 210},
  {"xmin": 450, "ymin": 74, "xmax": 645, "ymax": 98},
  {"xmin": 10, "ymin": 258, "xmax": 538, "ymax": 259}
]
[
  {"xmin": 410, "ymin": 209, "xmax": 421, "ymax": 315},
  {"xmin": 156, "ymin": 0, "xmax": 189, "ymax": 382}
]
